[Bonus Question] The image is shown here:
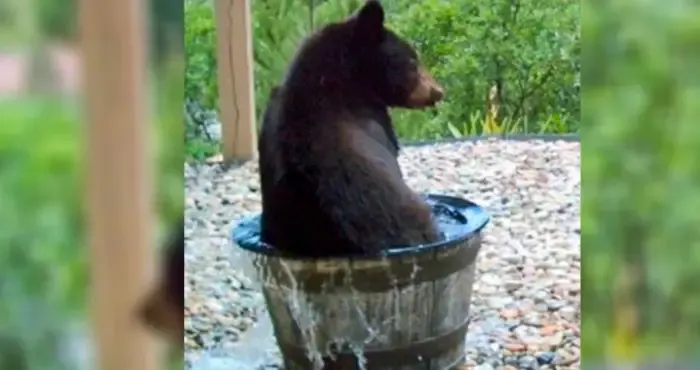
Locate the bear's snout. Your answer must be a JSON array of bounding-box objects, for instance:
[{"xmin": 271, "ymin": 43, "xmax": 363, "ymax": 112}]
[
  {"xmin": 406, "ymin": 68, "xmax": 444, "ymax": 108},
  {"xmin": 429, "ymin": 85, "xmax": 444, "ymax": 104}
]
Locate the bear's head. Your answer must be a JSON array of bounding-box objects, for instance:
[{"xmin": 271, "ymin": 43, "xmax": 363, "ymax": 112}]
[
  {"xmin": 283, "ymin": 0, "xmax": 444, "ymax": 110},
  {"xmin": 349, "ymin": 0, "xmax": 445, "ymax": 109}
]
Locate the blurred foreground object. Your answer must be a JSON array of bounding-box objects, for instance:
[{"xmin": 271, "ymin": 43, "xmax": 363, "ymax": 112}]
[
  {"xmin": 79, "ymin": 0, "xmax": 159, "ymax": 367},
  {"xmin": 139, "ymin": 221, "xmax": 185, "ymax": 348},
  {"xmin": 581, "ymin": 0, "xmax": 700, "ymax": 365}
]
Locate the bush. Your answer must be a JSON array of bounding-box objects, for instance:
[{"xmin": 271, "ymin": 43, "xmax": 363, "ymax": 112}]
[
  {"xmin": 184, "ymin": 0, "xmax": 580, "ymax": 156},
  {"xmin": 185, "ymin": 0, "xmax": 218, "ymax": 111},
  {"xmin": 389, "ymin": 0, "xmax": 579, "ymax": 139}
]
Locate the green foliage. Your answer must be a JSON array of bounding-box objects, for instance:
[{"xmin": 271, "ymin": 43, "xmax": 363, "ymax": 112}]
[
  {"xmin": 389, "ymin": 0, "xmax": 579, "ymax": 139},
  {"xmin": 0, "ymin": 99, "xmax": 86, "ymax": 368},
  {"xmin": 581, "ymin": 0, "xmax": 700, "ymax": 362},
  {"xmin": 36, "ymin": 0, "xmax": 76, "ymax": 39},
  {"xmin": 185, "ymin": 0, "xmax": 218, "ymax": 110},
  {"xmin": 184, "ymin": 0, "xmax": 580, "ymax": 157},
  {"xmin": 154, "ymin": 57, "xmax": 186, "ymax": 222},
  {"xmin": 0, "ymin": 99, "xmax": 84, "ymax": 310}
]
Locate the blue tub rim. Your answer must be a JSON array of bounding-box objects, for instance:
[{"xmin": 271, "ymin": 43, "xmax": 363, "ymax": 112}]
[{"xmin": 231, "ymin": 193, "xmax": 490, "ymax": 261}]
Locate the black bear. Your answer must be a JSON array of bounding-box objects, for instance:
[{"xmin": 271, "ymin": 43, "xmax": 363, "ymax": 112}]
[
  {"xmin": 258, "ymin": 0, "xmax": 444, "ymax": 257},
  {"xmin": 138, "ymin": 220, "xmax": 184, "ymax": 347}
]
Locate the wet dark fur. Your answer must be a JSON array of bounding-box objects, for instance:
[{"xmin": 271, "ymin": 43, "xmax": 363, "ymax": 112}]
[
  {"xmin": 138, "ymin": 220, "xmax": 184, "ymax": 346},
  {"xmin": 163, "ymin": 220, "xmax": 184, "ymax": 309},
  {"xmin": 265, "ymin": 85, "xmax": 399, "ymax": 155},
  {"xmin": 258, "ymin": 1, "xmax": 440, "ymax": 257}
]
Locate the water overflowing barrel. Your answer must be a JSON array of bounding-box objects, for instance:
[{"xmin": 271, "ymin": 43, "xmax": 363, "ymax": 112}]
[{"xmin": 231, "ymin": 194, "xmax": 490, "ymax": 370}]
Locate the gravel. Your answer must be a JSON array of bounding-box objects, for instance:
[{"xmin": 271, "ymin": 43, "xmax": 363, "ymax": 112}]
[{"xmin": 184, "ymin": 138, "xmax": 581, "ymax": 369}]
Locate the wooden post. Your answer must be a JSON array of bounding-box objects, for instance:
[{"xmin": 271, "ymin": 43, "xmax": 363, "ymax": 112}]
[
  {"xmin": 215, "ymin": 0, "xmax": 257, "ymax": 161},
  {"xmin": 79, "ymin": 0, "xmax": 159, "ymax": 367}
]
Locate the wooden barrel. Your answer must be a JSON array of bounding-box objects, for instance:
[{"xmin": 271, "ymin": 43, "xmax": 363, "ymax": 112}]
[{"xmin": 233, "ymin": 194, "xmax": 489, "ymax": 370}]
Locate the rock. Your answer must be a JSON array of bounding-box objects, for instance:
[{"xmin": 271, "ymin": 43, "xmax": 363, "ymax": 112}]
[
  {"xmin": 474, "ymin": 363, "xmax": 494, "ymax": 370},
  {"xmin": 499, "ymin": 308, "xmax": 520, "ymax": 319},
  {"xmin": 504, "ymin": 342, "xmax": 527, "ymax": 352},
  {"xmin": 519, "ymin": 355, "xmax": 539, "ymax": 369},
  {"xmin": 536, "ymin": 351, "xmax": 557, "ymax": 364}
]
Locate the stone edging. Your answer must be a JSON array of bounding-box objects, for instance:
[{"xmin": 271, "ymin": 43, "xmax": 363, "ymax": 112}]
[
  {"xmin": 198, "ymin": 133, "xmax": 580, "ymax": 164},
  {"xmin": 403, "ymin": 133, "xmax": 580, "ymax": 148}
]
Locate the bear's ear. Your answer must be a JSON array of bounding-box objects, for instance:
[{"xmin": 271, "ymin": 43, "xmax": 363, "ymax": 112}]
[{"xmin": 353, "ymin": 0, "xmax": 385, "ymax": 44}]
